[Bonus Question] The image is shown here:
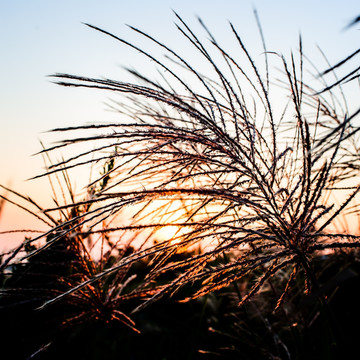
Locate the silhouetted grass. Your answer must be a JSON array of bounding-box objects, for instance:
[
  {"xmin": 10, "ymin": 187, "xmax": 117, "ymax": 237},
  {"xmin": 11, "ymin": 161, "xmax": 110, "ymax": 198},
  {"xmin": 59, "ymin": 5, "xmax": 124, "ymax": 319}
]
[
  {"xmin": 37, "ymin": 13, "xmax": 360, "ymax": 307},
  {"xmin": 1, "ymin": 11, "xmax": 360, "ymax": 359}
]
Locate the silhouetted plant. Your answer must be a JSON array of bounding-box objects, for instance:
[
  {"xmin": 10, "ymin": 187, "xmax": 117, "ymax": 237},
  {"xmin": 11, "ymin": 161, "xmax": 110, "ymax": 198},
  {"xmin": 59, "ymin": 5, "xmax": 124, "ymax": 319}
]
[
  {"xmin": 21, "ymin": 13, "xmax": 360, "ymax": 312},
  {"xmin": 2, "ymin": 11, "xmax": 360, "ymax": 359},
  {"xmin": 0, "ymin": 163, "xmax": 148, "ymax": 358}
]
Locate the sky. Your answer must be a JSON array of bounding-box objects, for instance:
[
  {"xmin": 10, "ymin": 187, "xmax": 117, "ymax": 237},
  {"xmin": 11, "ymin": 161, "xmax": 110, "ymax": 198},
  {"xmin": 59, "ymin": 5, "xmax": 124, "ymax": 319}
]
[{"xmin": 0, "ymin": 0, "xmax": 359, "ymax": 247}]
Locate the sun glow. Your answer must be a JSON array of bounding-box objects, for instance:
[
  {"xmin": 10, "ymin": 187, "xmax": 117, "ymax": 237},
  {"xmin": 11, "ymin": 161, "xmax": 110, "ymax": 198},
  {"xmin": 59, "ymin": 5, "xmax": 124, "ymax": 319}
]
[{"xmin": 156, "ymin": 225, "xmax": 183, "ymax": 245}]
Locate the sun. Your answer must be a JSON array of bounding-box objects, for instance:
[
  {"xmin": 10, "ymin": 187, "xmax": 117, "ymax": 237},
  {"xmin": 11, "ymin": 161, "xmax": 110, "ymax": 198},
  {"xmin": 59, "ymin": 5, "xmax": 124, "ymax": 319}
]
[{"xmin": 156, "ymin": 225, "xmax": 183, "ymax": 245}]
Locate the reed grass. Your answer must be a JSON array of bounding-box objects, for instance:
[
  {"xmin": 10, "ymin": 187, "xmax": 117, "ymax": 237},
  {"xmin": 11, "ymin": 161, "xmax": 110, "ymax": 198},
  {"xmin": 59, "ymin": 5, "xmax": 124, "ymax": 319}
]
[
  {"xmin": 1, "ymin": 11, "xmax": 360, "ymax": 359},
  {"xmin": 37, "ymin": 13, "xmax": 360, "ymax": 308}
]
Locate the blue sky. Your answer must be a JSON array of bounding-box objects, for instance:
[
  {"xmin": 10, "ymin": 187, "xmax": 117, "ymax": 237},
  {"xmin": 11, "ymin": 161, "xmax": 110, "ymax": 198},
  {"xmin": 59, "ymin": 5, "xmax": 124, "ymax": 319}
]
[{"xmin": 0, "ymin": 0, "xmax": 359, "ymax": 239}]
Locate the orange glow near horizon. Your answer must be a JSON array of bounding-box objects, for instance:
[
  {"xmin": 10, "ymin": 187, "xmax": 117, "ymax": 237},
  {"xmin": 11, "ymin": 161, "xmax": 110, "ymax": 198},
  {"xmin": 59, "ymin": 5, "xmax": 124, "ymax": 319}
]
[
  {"xmin": 156, "ymin": 225, "xmax": 183, "ymax": 245},
  {"xmin": 154, "ymin": 223, "xmax": 198, "ymax": 253}
]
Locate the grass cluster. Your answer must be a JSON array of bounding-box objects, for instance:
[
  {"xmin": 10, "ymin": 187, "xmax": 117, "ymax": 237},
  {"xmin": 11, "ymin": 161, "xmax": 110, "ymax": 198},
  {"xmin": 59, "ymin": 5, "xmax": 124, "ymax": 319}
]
[{"xmin": 1, "ymin": 11, "xmax": 360, "ymax": 359}]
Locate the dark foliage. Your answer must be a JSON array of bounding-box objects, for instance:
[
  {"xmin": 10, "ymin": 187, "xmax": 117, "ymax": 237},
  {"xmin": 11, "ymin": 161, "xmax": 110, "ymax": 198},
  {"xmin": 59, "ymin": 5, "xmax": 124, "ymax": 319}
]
[{"xmin": 1, "ymin": 237, "xmax": 360, "ymax": 359}]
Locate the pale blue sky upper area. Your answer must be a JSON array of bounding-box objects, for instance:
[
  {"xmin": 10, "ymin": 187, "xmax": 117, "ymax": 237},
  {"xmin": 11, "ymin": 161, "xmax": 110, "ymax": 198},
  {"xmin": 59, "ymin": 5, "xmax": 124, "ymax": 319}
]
[{"xmin": 0, "ymin": 0, "xmax": 359, "ymax": 202}]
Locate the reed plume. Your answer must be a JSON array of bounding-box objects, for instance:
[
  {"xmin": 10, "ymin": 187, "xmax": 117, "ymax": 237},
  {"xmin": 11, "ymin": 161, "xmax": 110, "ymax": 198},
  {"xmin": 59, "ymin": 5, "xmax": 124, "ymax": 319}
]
[{"xmin": 3, "ymin": 13, "xmax": 360, "ymax": 316}]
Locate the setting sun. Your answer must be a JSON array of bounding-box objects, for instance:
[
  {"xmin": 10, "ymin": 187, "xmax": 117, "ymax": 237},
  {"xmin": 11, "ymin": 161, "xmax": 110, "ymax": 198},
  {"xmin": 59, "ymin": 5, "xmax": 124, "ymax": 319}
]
[{"xmin": 156, "ymin": 225, "xmax": 183, "ymax": 245}]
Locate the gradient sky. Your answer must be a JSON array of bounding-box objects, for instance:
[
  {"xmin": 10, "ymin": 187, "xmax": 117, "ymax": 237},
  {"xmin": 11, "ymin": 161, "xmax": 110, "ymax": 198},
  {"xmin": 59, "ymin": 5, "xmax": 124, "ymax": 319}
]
[{"xmin": 0, "ymin": 0, "xmax": 359, "ymax": 245}]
